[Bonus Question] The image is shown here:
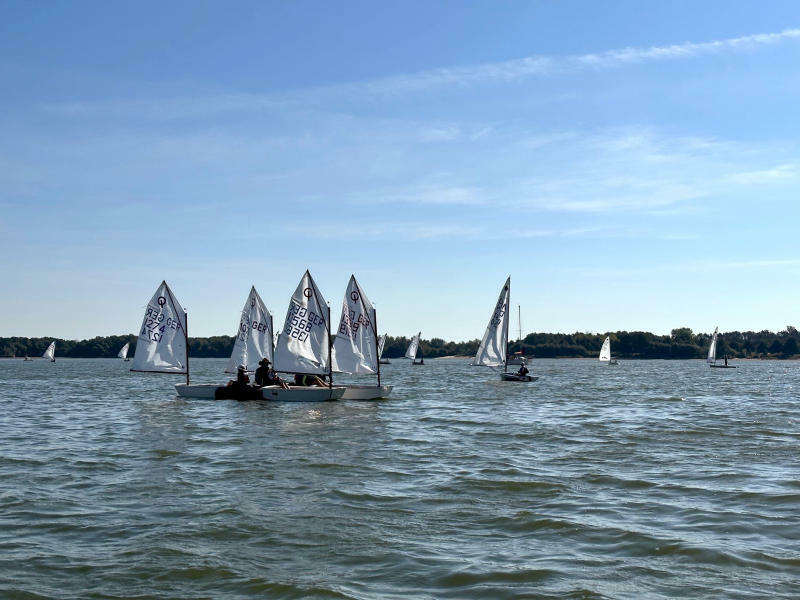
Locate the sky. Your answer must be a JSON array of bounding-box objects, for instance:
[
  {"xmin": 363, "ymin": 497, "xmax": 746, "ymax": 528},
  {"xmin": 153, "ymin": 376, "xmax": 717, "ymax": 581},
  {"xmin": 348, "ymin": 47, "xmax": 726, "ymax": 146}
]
[{"xmin": 2, "ymin": 0, "xmax": 800, "ymax": 342}]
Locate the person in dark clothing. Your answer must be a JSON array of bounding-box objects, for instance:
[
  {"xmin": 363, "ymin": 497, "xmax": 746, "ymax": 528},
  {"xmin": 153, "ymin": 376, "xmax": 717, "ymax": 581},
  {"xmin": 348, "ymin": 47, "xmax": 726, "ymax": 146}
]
[
  {"xmin": 517, "ymin": 364, "xmax": 530, "ymax": 376},
  {"xmin": 255, "ymin": 358, "xmax": 289, "ymax": 389},
  {"xmin": 235, "ymin": 365, "xmax": 250, "ymax": 387},
  {"xmin": 255, "ymin": 358, "xmax": 272, "ymax": 386}
]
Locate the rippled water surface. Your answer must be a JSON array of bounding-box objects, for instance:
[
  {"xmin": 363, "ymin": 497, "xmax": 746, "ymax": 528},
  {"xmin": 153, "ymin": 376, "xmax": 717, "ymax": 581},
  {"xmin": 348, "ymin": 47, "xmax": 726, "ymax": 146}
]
[{"xmin": 1, "ymin": 358, "xmax": 798, "ymax": 599}]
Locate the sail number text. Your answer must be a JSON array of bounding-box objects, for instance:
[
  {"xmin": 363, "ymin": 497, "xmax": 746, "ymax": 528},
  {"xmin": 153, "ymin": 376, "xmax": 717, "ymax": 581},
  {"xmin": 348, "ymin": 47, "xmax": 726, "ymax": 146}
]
[
  {"xmin": 284, "ymin": 304, "xmax": 325, "ymax": 342},
  {"xmin": 339, "ymin": 309, "xmax": 371, "ymax": 336},
  {"xmin": 239, "ymin": 319, "xmax": 269, "ymax": 342},
  {"xmin": 141, "ymin": 305, "xmax": 181, "ymax": 342}
]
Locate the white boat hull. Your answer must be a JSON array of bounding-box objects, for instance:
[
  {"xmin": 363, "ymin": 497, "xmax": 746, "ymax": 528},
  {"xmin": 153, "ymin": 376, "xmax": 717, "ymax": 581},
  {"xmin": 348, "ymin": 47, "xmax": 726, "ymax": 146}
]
[
  {"xmin": 175, "ymin": 384, "xmax": 346, "ymax": 401},
  {"xmin": 340, "ymin": 384, "xmax": 393, "ymax": 400},
  {"xmin": 501, "ymin": 373, "xmax": 538, "ymax": 382}
]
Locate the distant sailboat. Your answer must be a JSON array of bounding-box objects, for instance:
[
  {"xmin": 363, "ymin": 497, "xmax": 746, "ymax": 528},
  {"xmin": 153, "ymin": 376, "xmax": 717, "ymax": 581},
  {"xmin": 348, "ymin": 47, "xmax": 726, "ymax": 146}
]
[
  {"xmin": 507, "ymin": 305, "xmax": 528, "ymax": 365},
  {"xmin": 599, "ymin": 336, "xmax": 619, "ymax": 365},
  {"xmin": 405, "ymin": 331, "xmax": 423, "ymax": 364},
  {"xmin": 331, "ymin": 275, "xmax": 392, "ymax": 399},
  {"xmin": 118, "ymin": 342, "xmax": 130, "ymax": 361},
  {"xmin": 377, "ymin": 334, "xmax": 390, "ymax": 364},
  {"xmin": 42, "ymin": 341, "xmax": 56, "ymax": 362},
  {"xmin": 472, "ymin": 277, "xmax": 536, "ymax": 382},
  {"xmin": 708, "ymin": 326, "xmax": 736, "ymax": 369}
]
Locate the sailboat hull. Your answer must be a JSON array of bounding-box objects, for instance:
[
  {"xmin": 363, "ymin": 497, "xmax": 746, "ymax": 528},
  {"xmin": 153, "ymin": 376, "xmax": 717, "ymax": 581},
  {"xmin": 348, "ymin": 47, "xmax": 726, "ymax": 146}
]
[
  {"xmin": 340, "ymin": 384, "xmax": 393, "ymax": 400},
  {"xmin": 500, "ymin": 373, "xmax": 538, "ymax": 382},
  {"xmin": 175, "ymin": 384, "xmax": 346, "ymax": 401},
  {"xmin": 710, "ymin": 365, "xmax": 737, "ymax": 369}
]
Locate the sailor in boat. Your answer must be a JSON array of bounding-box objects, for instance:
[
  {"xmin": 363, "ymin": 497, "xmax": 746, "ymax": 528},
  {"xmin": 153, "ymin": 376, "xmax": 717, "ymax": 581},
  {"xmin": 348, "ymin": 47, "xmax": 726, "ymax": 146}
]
[
  {"xmin": 255, "ymin": 358, "xmax": 288, "ymax": 389},
  {"xmin": 517, "ymin": 363, "xmax": 530, "ymax": 377},
  {"xmin": 724, "ymin": 355, "xmax": 728, "ymax": 367},
  {"xmin": 293, "ymin": 373, "xmax": 327, "ymax": 387}
]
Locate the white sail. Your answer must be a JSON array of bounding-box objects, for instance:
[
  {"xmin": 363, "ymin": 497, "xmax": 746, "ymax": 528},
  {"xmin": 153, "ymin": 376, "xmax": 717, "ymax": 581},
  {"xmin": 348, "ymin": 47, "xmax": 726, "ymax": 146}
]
[
  {"xmin": 405, "ymin": 332, "xmax": 421, "ymax": 360},
  {"xmin": 377, "ymin": 334, "xmax": 387, "ymax": 359},
  {"xmin": 42, "ymin": 341, "xmax": 55, "ymax": 361},
  {"xmin": 131, "ymin": 280, "xmax": 188, "ymax": 374},
  {"xmin": 707, "ymin": 326, "xmax": 718, "ymax": 364},
  {"xmin": 225, "ymin": 286, "xmax": 274, "ymax": 374},
  {"xmin": 472, "ymin": 277, "xmax": 510, "ymax": 368},
  {"xmin": 117, "ymin": 342, "xmax": 130, "ymax": 360},
  {"xmin": 599, "ymin": 337, "xmax": 611, "ymax": 362},
  {"xmin": 273, "ymin": 270, "xmax": 331, "ymax": 375},
  {"xmin": 331, "ymin": 275, "xmax": 378, "ymax": 375}
]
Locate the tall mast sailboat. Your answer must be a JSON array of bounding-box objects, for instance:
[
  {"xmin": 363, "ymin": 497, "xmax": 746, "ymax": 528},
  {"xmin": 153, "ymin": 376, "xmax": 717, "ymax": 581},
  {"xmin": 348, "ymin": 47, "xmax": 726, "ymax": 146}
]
[
  {"xmin": 708, "ymin": 326, "xmax": 737, "ymax": 368},
  {"xmin": 42, "ymin": 341, "xmax": 56, "ymax": 362},
  {"xmin": 598, "ymin": 336, "xmax": 619, "ymax": 365},
  {"xmin": 472, "ymin": 277, "xmax": 537, "ymax": 382},
  {"xmin": 130, "ymin": 280, "xmax": 190, "ymax": 384},
  {"xmin": 331, "ymin": 275, "xmax": 393, "ymax": 399}
]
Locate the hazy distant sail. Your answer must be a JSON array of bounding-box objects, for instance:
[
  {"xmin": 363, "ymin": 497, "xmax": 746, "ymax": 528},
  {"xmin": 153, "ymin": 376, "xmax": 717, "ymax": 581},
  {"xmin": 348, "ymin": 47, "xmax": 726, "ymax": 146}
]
[
  {"xmin": 131, "ymin": 280, "xmax": 188, "ymax": 374},
  {"xmin": 332, "ymin": 275, "xmax": 378, "ymax": 375},
  {"xmin": 377, "ymin": 334, "xmax": 387, "ymax": 360},
  {"xmin": 273, "ymin": 270, "xmax": 330, "ymax": 375},
  {"xmin": 226, "ymin": 286, "xmax": 274, "ymax": 373},
  {"xmin": 472, "ymin": 277, "xmax": 510, "ymax": 367},
  {"xmin": 707, "ymin": 327, "xmax": 718, "ymax": 364},
  {"xmin": 117, "ymin": 342, "xmax": 130, "ymax": 360},
  {"xmin": 599, "ymin": 337, "xmax": 611, "ymax": 362},
  {"xmin": 42, "ymin": 342, "xmax": 55, "ymax": 361},
  {"xmin": 405, "ymin": 332, "xmax": 421, "ymax": 361}
]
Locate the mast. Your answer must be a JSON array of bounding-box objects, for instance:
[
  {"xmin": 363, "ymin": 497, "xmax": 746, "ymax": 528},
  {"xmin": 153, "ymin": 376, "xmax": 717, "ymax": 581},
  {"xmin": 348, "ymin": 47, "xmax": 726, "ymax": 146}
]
[
  {"xmin": 518, "ymin": 305, "xmax": 522, "ymax": 342},
  {"xmin": 184, "ymin": 309, "xmax": 190, "ymax": 385},
  {"xmin": 373, "ymin": 307, "xmax": 381, "ymax": 387},
  {"xmin": 504, "ymin": 278, "xmax": 511, "ymax": 374},
  {"xmin": 327, "ymin": 302, "xmax": 332, "ymax": 389}
]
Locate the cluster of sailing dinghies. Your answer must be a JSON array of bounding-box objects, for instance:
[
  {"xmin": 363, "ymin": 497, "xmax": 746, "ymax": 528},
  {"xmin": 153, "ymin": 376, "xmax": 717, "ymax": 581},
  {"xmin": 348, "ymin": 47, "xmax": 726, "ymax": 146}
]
[{"xmin": 130, "ymin": 272, "xmax": 392, "ymax": 401}]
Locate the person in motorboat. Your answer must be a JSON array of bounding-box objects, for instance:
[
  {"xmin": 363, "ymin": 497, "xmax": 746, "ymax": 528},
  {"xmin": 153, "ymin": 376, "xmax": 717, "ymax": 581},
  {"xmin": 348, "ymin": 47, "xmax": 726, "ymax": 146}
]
[
  {"xmin": 255, "ymin": 358, "xmax": 288, "ymax": 389},
  {"xmin": 228, "ymin": 365, "xmax": 250, "ymax": 389}
]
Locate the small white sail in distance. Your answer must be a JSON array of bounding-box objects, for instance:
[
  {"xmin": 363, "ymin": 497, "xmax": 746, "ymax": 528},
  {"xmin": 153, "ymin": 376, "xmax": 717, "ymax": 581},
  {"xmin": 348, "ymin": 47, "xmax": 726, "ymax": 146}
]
[
  {"xmin": 707, "ymin": 326, "xmax": 719, "ymax": 364},
  {"xmin": 42, "ymin": 342, "xmax": 56, "ymax": 361},
  {"xmin": 130, "ymin": 280, "xmax": 188, "ymax": 374},
  {"xmin": 331, "ymin": 275, "xmax": 378, "ymax": 375},
  {"xmin": 599, "ymin": 337, "xmax": 612, "ymax": 362},
  {"xmin": 472, "ymin": 277, "xmax": 510, "ymax": 368},
  {"xmin": 405, "ymin": 332, "xmax": 421, "ymax": 360},
  {"xmin": 273, "ymin": 270, "xmax": 331, "ymax": 375},
  {"xmin": 225, "ymin": 286, "xmax": 274, "ymax": 374},
  {"xmin": 377, "ymin": 334, "xmax": 387, "ymax": 360},
  {"xmin": 117, "ymin": 342, "xmax": 130, "ymax": 360}
]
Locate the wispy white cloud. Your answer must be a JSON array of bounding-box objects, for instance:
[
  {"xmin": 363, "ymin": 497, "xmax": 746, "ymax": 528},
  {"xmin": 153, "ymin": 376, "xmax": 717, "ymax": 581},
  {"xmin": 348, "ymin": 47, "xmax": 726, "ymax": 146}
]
[{"xmin": 37, "ymin": 28, "xmax": 800, "ymax": 118}]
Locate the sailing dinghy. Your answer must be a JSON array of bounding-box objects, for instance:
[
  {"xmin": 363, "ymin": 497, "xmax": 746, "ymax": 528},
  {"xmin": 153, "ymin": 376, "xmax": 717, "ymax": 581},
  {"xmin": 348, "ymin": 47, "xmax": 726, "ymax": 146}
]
[
  {"xmin": 118, "ymin": 342, "xmax": 130, "ymax": 361},
  {"xmin": 331, "ymin": 275, "xmax": 392, "ymax": 400},
  {"xmin": 271, "ymin": 270, "xmax": 345, "ymax": 401},
  {"xmin": 42, "ymin": 341, "xmax": 56, "ymax": 362},
  {"xmin": 378, "ymin": 334, "xmax": 390, "ymax": 364},
  {"xmin": 599, "ymin": 336, "xmax": 619, "ymax": 365},
  {"xmin": 131, "ymin": 281, "xmax": 190, "ymax": 383},
  {"xmin": 472, "ymin": 277, "xmax": 537, "ymax": 382},
  {"xmin": 708, "ymin": 326, "xmax": 737, "ymax": 368},
  {"xmin": 405, "ymin": 332, "xmax": 423, "ymax": 364}
]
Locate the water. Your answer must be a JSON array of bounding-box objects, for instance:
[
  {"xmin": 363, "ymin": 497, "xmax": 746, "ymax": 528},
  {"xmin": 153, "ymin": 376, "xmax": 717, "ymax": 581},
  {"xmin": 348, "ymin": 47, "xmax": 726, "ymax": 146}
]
[{"xmin": 1, "ymin": 358, "xmax": 798, "ymax": 599}]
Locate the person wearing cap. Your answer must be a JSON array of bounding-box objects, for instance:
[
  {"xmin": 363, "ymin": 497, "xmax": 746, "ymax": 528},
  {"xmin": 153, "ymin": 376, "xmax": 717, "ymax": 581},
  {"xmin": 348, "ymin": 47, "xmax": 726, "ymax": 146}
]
[
  {"xmin": 236, "ymin": 365, "xmax": 250, "ymax": 387},
  {"xmin": 255, "ymin": 358, "xmax": 289, "ymax": 389},
  {"xmin": 255, "ymin": 358, "xmax": 272, "ymax": 386}
]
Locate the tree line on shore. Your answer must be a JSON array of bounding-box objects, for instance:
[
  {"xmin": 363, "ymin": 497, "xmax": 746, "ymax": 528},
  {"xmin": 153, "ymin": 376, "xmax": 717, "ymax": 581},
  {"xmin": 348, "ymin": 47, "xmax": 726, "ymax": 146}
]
[{"xmin": 2, "ymin": 327, "xmax": 799, "ymax": 360}]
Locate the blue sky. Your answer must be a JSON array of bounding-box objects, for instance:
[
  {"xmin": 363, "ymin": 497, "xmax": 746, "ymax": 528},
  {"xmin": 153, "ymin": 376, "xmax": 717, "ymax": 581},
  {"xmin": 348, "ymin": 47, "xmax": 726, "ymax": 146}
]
[{"xmin": 2, "ymin": 1, "xmax": 800, "ymax": 341}]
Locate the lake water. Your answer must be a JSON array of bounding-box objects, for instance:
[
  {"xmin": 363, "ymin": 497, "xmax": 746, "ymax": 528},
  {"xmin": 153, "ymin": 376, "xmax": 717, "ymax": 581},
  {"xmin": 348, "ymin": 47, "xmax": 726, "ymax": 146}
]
[{"xmin": 1, "ymin": 357, "xmax": 798, "ymax": 599}]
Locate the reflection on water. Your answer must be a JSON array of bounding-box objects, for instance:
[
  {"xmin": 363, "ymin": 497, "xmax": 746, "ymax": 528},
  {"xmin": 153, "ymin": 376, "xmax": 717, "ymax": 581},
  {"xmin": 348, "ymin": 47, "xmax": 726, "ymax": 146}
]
[{"xmin": 0, "ymin": 357, "xmax": 798, "ymax": 599}]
